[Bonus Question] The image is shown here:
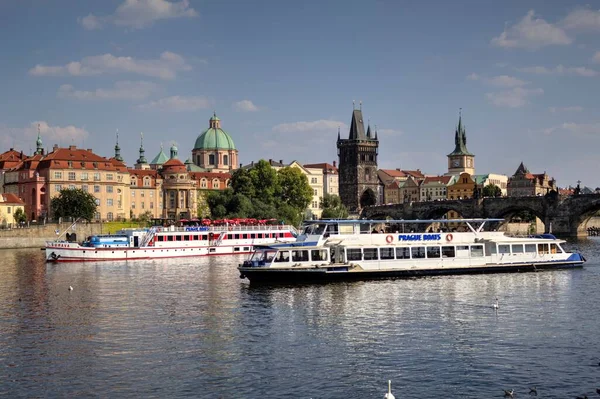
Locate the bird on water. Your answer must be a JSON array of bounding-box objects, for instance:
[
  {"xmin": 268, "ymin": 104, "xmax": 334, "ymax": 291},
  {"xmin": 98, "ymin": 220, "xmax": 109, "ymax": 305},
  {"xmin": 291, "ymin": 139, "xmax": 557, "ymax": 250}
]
[
  {"xmin": 503, "ymin": 389, "xmax": 514, "ymax": 397},
  {"xmin": 384, "ymin": 380, "xmax": 395, "ymax": 399},
  {"xmin": 68, "ymin": 286, "xmax": 73, "ymax": 291},
  {"xmin": 529, "ymin": 386, "xmax": 537, "ymax": 395},
  {"xmin": 493, "ymin": 297, "xmax": 499, "ymax": 310}
]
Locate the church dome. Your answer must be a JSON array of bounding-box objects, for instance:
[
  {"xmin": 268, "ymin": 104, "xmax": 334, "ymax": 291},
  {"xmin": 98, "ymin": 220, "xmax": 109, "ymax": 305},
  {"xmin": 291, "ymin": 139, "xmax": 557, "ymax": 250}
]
[{"xmin": 193, "ymin": 113, "xmax": 236, "ymax": 151}]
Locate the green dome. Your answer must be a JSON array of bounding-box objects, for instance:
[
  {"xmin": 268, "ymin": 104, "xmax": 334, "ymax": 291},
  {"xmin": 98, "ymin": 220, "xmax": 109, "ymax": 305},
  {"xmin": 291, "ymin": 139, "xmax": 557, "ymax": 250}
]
[{"xmin": 194, "ymin": 127, "xmax": 236, "ymax": 150}]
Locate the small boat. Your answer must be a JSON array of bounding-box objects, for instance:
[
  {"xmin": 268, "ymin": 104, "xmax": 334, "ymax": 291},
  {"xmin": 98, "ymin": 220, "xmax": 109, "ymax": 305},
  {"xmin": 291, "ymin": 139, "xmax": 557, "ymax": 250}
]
[
  {"xmin": 45, "ymin": 222, "xmax": 298, "ymax": 262},
  {"xmin": 237, "ymin": 219, "xmax": 586, "ymax": 283}
]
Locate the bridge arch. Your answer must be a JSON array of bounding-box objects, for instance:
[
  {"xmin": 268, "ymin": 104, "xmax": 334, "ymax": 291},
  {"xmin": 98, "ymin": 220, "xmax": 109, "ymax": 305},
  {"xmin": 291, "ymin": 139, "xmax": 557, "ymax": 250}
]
[
  {"xmin": 486, "ymin": 204, "xmax": 546, "ymax": 233},
  {"xmin": 566, "ymin": 196, "xmax": 600, "ymax": 236}
]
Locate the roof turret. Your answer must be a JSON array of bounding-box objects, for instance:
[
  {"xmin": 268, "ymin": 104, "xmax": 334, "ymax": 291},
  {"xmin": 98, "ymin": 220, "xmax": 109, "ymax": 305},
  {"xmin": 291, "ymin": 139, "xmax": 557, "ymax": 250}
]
[
  {"xmin": 150, "ymin": 143, "xmax": 168, "ymax": 165},
  {"xmin": 114, "ymin": 129, "xmax": 123, "ymax": 162},
  {"xmin": 137, "ymin": 132, "xmax": 147, "ymax": 164},
  {"xmin": 447, "ymin": 111, "xmax": 473, "ymax": 156},
  {"xmin": 194, "ymin": 113, "xmax": 236, "ymax": 151}
]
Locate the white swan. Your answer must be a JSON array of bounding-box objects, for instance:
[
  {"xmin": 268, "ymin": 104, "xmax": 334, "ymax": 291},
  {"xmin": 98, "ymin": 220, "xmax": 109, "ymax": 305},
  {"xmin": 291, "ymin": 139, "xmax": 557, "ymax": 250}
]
[
  {"xmin": 69, "ymin": 286, "xmax": 73, "ymax": 291},
  {"xmin": 493, "ymin": 297, "xmax": 499, "ymax": 310},
  {"xmin": 384, "ymin": 380, "xmax": 395, "ymax": 399}
]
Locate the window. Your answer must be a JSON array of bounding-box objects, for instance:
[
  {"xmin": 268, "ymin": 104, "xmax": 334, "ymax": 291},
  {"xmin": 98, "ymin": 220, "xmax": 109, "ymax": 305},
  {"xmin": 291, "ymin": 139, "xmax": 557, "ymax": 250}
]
[
  {"xmin": 213, "ymin": 179, "xmax": 219, "ymax": 189},
  {"xmin": 95, "ymin": 198, "xmax": 100, "ymax": 205},
  {"xmin": 396, "ymin": 247, "xmax": 410, "ymax": 259},
  {"xmin": 55, "ymin": 184, "xmax": 62, "ymax": 192},
  {"xmin": 274, "ymin": 251, "xmax": 290, "ymax": 262},
  {"xmin": 82, "ymin": 185, "xmax": 88, "ymax": 192},
  {"xmin": 68, "ymin": 172, "xmax": 76, "ymax": 180},
  {"xmin": 312, "ymin": 201, "xmax": 318, "ymax": 208},
  {"xmin": 550, "ymin": 243, "xmax": 560, "ymax": 254},
  {"xmin": 380, "ymin": 248, "xmax": 395, "ymax": 260},
  {"xmin": 470, "ymin": 245, "xmax": 484, "ymax": 257},
  {"xmin": 144, "ymin": 177, "xmax": 151, "ymax": 187},
  {"xmin": 69, "ymin": 185, "xmax": 75, "ymax": 190},
  {"xmin": 106, "ymin": 186, "xmax": 113, "ymax": 193},
  {"xmin": 291, "ymin": 250, "xmax": 309, "ymax": 262},
  {"xmin": 81, "ymin": 172, "xmax": 88, "ymax": 181},
  {"xmin": 311, "ymin": 177, "xmax": 317, "ymax": 184},
  {"xmin": 209, "ymin": 154, "xmax": 215, "ymax": 165},
  {"xmin": 107, "ymin": 199, "xmax": 113, "ymax": 206},
  {"xmin": 346, "ymin": 248, "xmax": 362, "ymax": 261},
  {"xmin": 94, "ymin": 185, "xmax": 100, "ymax": 193},
  {"xmin": 150, "ymin": 202, "xmax": 154, "ymax": 209},
  {"xmin": 311, "ymin": 250, "xmax": 328, "ymax": 261},
  {"xmin": 131, "ymin": 191, "xmax": 135, "ymax": 197},
  {"xmin": 498, "ymin": 245, "xmax": 510, "ymax": 254},
  {"xmin": 512, "ymin": 244, "xmax": 524, "ymax": 253},
  {"xmin": 93, "ymin": 172, "xmax": 100, "ymax": 181},
  {"xmin": 525, "ymin": 244, "xmax": 536, "ymax": 253},
  {"xmin": 7, "ymin": 207, "xmax": 11, "ymax": 214},
  {"xmin": 223, "ymin": 155, "xmax": 228, "ymax": 165},
  {"xmin": 107, "ymin": 212, "xmax": 113, "ymax": 221},
  {"xmin": 442, "ymin": 246, "xmax": 455, "ymax": 258},
  {"xmin": 106, "ymin": 174, "xmax": 114, "ymax": 181},
  {"xmin": 427, "ymin": 247, "xmax": 441, "ymax": 258},
  {"xmin": 537, "ymin": 243, "xmax": 549, "ymax": 254},
  {"xmin": 363, "ymin": 248, "xmax": 378, "ymax": 260},
  {"xmin": 54, "ymin": 171, "xmax": 62, "ymax": 179},
  {"xmin": 141, "ymin": 192, "xmax": 145, "ymax": 197},
  {"xmin": 411, "ymin": 247, "xmax": 426, "ymax": 259},
  {"xmin": 141, "ymin": 202, "xmax": 145, "ymax": 209},
  {"xmin": 313, "ymin": 189, "xmax": 318, "ymax": 195}
]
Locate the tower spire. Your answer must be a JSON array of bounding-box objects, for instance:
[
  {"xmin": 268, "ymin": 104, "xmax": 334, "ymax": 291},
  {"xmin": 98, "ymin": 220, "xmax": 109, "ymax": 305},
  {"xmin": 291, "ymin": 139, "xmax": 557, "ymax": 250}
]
[
  {"xmin": 137, "ymin": 132, "xmax": 147, "ymax": 164},
  {"xmin": 35, "ymin": 123, "xmax": 43, "ymax": 155},
  {"xmin": 114, "ymin": 129, "xmax": 123, "ymax": 162}
]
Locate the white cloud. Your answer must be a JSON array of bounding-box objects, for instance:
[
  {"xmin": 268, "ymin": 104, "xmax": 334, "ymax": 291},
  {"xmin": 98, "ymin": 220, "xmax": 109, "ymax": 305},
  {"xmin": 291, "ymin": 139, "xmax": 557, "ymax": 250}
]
[
  {"xmin": 233, "ymin": 100, "xmax": 260, "ymax": 112},
  {"xmin": 540, "ymin": 122, "xmax": 600, "ymax": 138},
  {"xmin": 548, "ymin": 106, "xmax": 584, "ymax": 113},
  {"xmin": 468, "ymin": 73, "xmax": 528, "ymax": 87},
  {"xmin": 272, "ymin": 119, "xmax": 347, "ymax": 134},
  {"xmin": 79, "ymin": 0, "xmax": 198, "ymax": 30},
  {"xmin": 486, "ymin": 87, "xmax": 543, "ymax": 108},
  {"xmin": 137, "ymin": 96, "xmax": 212, "ymax": 111},
  {"xmin": 491, "ymin": 10, "xmax": 572, "ymax": 49},
  {"xmin": 517, "ymin": 64, "xmax": 598, "ymax": 77},
  {"xmin": 0, "ymin": 121, "xmax": 90, "ymax": 149},
  {"xmin": 29, "ymin": 51, "xmax": 191, "ymax": 80},
  {"xmin": 58, "ymin": 81, "xmax": 159, "ymax": 100},
  {"xmin": 562, "ymin": 8, "xmax": 600, "ymax": 31}
]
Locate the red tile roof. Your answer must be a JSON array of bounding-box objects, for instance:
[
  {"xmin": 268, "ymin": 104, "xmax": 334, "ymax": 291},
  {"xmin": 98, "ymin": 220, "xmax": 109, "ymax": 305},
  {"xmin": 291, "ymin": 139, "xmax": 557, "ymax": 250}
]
[
  {"xmin": 0, "ymin": 149, "xmax": 27, "ymax": 169},
  {"xmin": 422, "ymin": 176, "xmax": 453, "ymax": 185},
  {"xmin": 303, "ymin": 163, "xmax": 338, "ymax": 173},
  {"xmin": 1, "ymin": 193, "xmax": 25, "ymax": 205}
]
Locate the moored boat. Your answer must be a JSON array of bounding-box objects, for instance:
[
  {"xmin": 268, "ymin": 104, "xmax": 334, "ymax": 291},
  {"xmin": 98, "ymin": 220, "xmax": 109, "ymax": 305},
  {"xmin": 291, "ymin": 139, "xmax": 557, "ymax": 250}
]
[
  {"xmin": 238, "ymin": 219, "xmax": 586, "ymax": 283},
  {"xmin": 45, "ymin": 222, "xmax": 297, "ymax": 262}
]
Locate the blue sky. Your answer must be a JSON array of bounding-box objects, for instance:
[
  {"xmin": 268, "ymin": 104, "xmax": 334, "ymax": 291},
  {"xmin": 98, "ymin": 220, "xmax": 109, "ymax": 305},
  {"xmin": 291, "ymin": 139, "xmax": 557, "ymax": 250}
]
[{"xmin": 1, "ymin": 0, "xmax": 599, "ymax": 187}]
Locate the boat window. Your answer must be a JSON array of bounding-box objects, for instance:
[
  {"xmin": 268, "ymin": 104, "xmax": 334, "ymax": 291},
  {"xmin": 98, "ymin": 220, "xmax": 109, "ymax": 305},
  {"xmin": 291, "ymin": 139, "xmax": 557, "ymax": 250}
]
[
  {"xmin": 311, "ymin": 250, "xmax": 328, "ymax": 261},
  {"xmin": 303, "ymin": 223, "xmax": 327, "ymax": 235},
  {"xmin": 227, "ymin": 234, "xmax": 232, "ymax": 239},
  {"xmin": 347, "ymin": 248, "xmax": 362, "ymax": 261},
  {"xmin": 157, "ymin": 236, "xmax": 164, "ymax": 242},
  {"xmin": 193, "ymin": 235, "xmax": 199, "ymax": 241},
  {"xmin": 234, "ymin": 234, "xmax": 240, "ymax": 239},
  {"xmin": 470, "ymin": 245, "xmax": 484, "ymax": 257},
  {"xmin": 427, "ymin": 247, "xmax": 441, "ymax": 258},
  {"xmin": 250, "ymin": 234, "xmax": 256, "ymax": 239},
  {"xmin": 498, "ymin": 245, "xmax": 510, "ymax": 254},
  {"xmin": 249, "ymin": 251, "xmax": 265, "ymax": 261},
  {"xmin": 488, "ymin": 245, "xmax": 497, "ymax": 254},
  {"xmin": 550, "ymin": 243, "xmax": 560, "ymax": 254},
  {"xmin": 168, "ymin": 236, "xmax": 174, "ymax": 242},
  {"xmin": 442, "ymin": 246, "xmax": 455, "ymax": 258},
  {"xmin": 243, "ymin": 234, "xmax": 248, "ymax": 239},
  {"xmin": 525, "ymin": 244, "xmax": 536, "ymax": 253},
  {"xmin": 537, "ymin": 243, "xmax": 549, "ymax": 254},
  {"xmin": 412, "ymin": 247, "xmax": 426, "ymax": 259},
  {"xmin": 456, "ymin": 245, "xmax": 469, "ymax": 251},
  {"xmin": 274, "ymin": 251, "xmax": 290, "ymax": 263},
  {"xmin": 396, "ymin": 247, "xmax": 410, "ymax": 259},
  {"xmin": 512, "ymin": 244, "xmax": 524, "ymax": 253},
  {"xmin": 263, "ymin": 250, "xmax": 276, "ymax": 263},
  {"xmin": 292, "ymin": 250, "xmax": 309, "ymax": 262},
  {"xmin": 202, "ymin": 235, "xmax": 208, "ymax": 240},
  {"xmin": 380, "ymin": 248, "xmax": 395, "ymax": 260},
  {"xmin": 176, "ymin": 235, "xmax": 182, "ymax": 241},
  {"xmin": 363, "ymin": 248, "xmax": 378, "ymax": 260}
]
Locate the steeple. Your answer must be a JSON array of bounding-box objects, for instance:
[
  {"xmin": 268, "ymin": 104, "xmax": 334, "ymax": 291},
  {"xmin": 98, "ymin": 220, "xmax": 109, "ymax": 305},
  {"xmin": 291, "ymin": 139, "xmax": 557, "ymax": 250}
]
[
  {"xmin": 366, "ymin": 123, "xmax": 372, "ymax": 139},
  {"xmin": 170, "ymin": 142, "xmax": 178, "ymax": 159},
  {"xmin": 348, "ymin": 109, "xmax": 367, "ymax": 140},
  {"xmin": 337, "ymin": 126, "xmax": 340, "ymax": 141},
  {"xmin": 448, "ymin": 109, "xmax": 473, "ymax": 156},
  {"xmin": 137, "ymin": 132, "xmax": 147, "ymax": 164},
  {"xmin": 114, "ymin": 129, "xmax": 123, "ymax": 162},
  {"xmin": 209, "ymin": 111, "xmax": 221, "ymax": 129},
  {"xmin": 35, "ymin": 123, "xmax": 43, "ymax": 155}
]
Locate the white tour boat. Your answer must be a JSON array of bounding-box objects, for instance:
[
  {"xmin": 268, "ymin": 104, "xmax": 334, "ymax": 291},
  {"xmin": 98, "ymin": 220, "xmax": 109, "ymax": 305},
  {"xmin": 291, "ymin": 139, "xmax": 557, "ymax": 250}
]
[
  {"xmin": 45, "ymin": 222, "xmax": 298, "ymax": 262},
  {"xmin": 238, "ymin": 219, "xmax": 586, "ymax": 283}
]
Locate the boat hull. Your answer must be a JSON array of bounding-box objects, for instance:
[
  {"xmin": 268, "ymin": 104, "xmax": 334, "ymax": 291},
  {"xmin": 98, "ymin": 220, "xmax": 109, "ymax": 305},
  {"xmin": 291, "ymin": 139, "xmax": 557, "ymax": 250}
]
[{"xmin": 238, "ymin": 260, "xmax": 585, "ymax": 284}]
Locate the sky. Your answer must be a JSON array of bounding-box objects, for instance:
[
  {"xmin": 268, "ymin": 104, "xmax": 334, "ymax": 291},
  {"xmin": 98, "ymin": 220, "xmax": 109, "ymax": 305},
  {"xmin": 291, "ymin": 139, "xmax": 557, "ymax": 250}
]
[{"xmin": 1, "ymin": 0, "xmax": 599, "ymax": 188}]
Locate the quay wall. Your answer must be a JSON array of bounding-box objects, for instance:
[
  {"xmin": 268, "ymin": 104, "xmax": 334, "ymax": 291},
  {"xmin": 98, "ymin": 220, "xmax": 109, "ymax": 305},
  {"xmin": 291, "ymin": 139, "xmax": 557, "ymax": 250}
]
[{"xmin": 0, "ymin": 223, "xmax": 104, "ymax": 249}]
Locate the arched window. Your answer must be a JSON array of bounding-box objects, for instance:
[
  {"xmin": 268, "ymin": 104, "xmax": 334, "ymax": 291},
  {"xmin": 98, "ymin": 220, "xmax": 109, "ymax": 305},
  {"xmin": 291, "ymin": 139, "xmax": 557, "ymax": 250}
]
[
  {"xmin": 212, "ymin": 179, "xmax": 219, "ymax": 189},
  {"xmin": 201, "ymin": 179, "xmax": 207, "ymax": 188},
  {"xmin": 196, "ymin": 155, "xmax": 201, "ymax": 166},
  {"xmin": 209, "ymin": 154, "xmax": 215, "ymax": 165},
  {"xmin": 223, "ymin": 155, "xmax": 228, "ymax": 165}
]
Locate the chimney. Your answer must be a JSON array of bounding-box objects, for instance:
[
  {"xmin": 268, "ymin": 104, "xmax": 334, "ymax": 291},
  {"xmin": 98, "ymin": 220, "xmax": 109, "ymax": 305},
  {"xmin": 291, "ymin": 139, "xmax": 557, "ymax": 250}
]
[
  {"xmin": 279, "ymin": 160, "xmax": 283, "ymax": 164},
  {"xmin": 333, "ymin": 161, "xmax": 336, "ymax": 168},
  {"xmin": 53, "ymin": 144, "xmax": 58, "ymax": 152},
  {"xmin": 239, "ymin": 163, "xmax": 242, "ymax": 169},
  {"xmin": 269, "ymin": 159, "xmax": 272, "ymax": 164},
  {"xmin": 251, "ymin": 161, "xmax": 254, "ymax": 166},
  {"xmin": 87, "ymin": 149, "xmax": 93, "ymax": 152},
  {"xmin": 69, "ymin": 145, "xmax": 76, "ymax": 150}
]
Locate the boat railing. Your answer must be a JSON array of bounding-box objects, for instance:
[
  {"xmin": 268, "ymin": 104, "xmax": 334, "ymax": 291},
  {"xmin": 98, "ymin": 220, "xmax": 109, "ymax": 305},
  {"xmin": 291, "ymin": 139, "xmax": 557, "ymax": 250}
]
[
  {"xmin": 151, "ymin": 224, "xmax": 298, "ymax": 234},
  {"xmin": 139, "ymin": 226, "xmax": 157, "ymax": 247}
]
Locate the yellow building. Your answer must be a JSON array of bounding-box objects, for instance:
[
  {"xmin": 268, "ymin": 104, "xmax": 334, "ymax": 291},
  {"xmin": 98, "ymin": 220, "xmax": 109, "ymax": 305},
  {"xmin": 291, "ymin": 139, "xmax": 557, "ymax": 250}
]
[{"xmin": 0, "ymin": 193, "xmax": 25, "ymax": 227}]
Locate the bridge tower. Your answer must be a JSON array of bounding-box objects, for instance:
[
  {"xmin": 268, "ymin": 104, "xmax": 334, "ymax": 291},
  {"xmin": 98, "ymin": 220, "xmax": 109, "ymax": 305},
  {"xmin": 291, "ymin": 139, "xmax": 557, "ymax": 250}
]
[
  {"xmin": 337, "ymin": 105, "xmax": 380, "ymax": 212},
  {"xmin": 446, "ymin": 111, "xmax": 475, "ymax": 176}
]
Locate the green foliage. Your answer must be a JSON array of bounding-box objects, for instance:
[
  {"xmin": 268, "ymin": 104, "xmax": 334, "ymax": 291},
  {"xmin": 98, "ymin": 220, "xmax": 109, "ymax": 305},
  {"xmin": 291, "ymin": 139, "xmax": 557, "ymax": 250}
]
[
  {"xmin": 482, "ymin": 184, "xmax": 502, "ymax": 197},
  {"xmin": 320, "ymin": 194, "xmax": 349, "ymax": 219},
  {"xmin": 50, "ymin": 188, "xmax": 98, "ymax": 221},
  {"xmin": 13, "ymin": 208, "xmax": 27, "ymax": 224},
  {"xmin": 206, "ymin": 160, "xmax": 315, "ymax": 226},
  {"xmin": 138, "ymin": 210, "xmax": 153, "ymax": 225}
]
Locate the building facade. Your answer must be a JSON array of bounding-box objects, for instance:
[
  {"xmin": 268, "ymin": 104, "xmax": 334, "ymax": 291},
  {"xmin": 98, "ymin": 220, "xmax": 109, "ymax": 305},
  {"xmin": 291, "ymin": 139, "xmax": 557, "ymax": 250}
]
[
  {"xmin": 507, "ymin": 162, "xmax": 556, "ymax": 197},
  {"xmin": 0, "ymin": 193, "xmax": 25, "ymax": 227},
  {"xmin": 420, "ymin": 175, "xmax": 455, "ymax": 201},
  {"xmin": 337, "ymin": 108, "xmax": 380, "ymax": 212},
  {"xmin": 447, "ymin": 172, "xmax": 476, "ymax": 200}
]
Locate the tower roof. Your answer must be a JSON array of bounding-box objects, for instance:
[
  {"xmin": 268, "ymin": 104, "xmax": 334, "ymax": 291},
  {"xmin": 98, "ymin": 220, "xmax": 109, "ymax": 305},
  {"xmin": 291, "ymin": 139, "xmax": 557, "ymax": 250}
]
[
  {"xmin": 348, "ymin": 109, "xmax": 367, "ymax": 140},
  {"xmin": 447, "ymin": 114, "xmax": 473, "ymax": 156},
  {"xmin": 194, "ymin": 114, "xmax": 236, "ymax": 150},
  {"xmin": 150, "ymin": 145, "xmax": 169, "ymax": 165}
]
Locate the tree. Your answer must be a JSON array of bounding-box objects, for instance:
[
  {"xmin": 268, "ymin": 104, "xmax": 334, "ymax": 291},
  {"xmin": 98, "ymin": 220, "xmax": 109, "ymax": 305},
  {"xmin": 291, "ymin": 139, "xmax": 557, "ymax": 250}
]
[
  {"xmin": 482, "ymin": 184, "xmax": 502, "ymax": 198},
  {"xmin": 13, "ymin": 208, "xmax": 27, "ymax": 224},
  {"xmin": 276, "ymin": 166, "xmax": 313, "ymax": 211},
  {"xmin": 320, "ymin": 194, "xmax": 349, "ymax": 219},
  {"xmin": 50, "ymin": 188, "xmax": 98, "ymax": 221},
  {"xmin": 248, "ymin": 160, "xmax": 279, "ymax": 204},
  {"xmin": 138, "ymin": 210, "xmax": 153, "ymax": 225}
]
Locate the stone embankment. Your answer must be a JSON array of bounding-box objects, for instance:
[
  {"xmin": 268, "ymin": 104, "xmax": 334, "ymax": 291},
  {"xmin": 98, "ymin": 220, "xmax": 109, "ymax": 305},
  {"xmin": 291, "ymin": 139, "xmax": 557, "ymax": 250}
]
[{"xmin": 0, "ymin": 223, "xmax": 104, "ymax": 249}]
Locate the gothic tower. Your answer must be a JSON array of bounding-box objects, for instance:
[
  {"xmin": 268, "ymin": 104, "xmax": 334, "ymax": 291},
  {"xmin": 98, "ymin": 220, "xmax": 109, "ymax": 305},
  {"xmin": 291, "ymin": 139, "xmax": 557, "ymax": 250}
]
[
  {"xmin": 446, "ymin": 111, "xmax": 475, "ymax": 176},
  {"xmin": 337, "ymin": 106, "xmax": 379, "ymax": 212}
]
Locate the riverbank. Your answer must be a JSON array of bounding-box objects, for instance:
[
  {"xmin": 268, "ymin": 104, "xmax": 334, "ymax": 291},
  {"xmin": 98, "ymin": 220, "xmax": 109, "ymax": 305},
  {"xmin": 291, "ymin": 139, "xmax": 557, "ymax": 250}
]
[{"xmin": 0, "ymin": 223, "xmax": 104, "ymax": 249}]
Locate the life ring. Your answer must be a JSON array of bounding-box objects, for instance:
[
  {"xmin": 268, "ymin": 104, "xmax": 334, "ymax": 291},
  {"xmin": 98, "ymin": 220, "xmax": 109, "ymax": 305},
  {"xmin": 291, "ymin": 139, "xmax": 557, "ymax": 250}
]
[
  {"xmin": 446, "ymin": 233, "xmax": 453, "ymax": 242},
  {"xmin": 386, "ymin": 235, "xmax": 394, "ymax": 244}
]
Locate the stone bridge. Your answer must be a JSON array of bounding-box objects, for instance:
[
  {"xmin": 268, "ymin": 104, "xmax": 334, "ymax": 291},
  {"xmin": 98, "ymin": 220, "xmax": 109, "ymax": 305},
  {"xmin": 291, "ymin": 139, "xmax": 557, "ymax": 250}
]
[{"xmin": 361, "ymin": 194, "xmax": 600, "ymax": 237}]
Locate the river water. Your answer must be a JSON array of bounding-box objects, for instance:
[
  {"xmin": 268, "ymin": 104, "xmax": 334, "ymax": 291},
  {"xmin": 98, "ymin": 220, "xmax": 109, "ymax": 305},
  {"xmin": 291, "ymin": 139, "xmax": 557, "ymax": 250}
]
[{"xmin": 1, "ymin": 240, "xmax": 600, "ymax": 398}]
